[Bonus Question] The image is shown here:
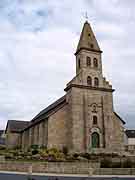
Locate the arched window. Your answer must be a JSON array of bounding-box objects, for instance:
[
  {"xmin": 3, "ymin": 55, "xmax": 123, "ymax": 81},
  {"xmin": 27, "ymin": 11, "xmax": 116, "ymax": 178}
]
[
  {"xmin": 78, "ymin": 59, "xmax": 81, "ymax": 68},
  {"xmin": 93, "ymin": 116, "xmax": 97, "ymax": 125},
  {"xmin": 91, "ymin": 132, "xmax": 100, "ymax": 148},
  {"xmin": 92, "ymin": 104, "xmax": 97, "ymax": 113},
  {"xmin": 86, "ymin": 56, "xmax": 91, "ymax": 66},
  {"xmin": 93, "ymin": 58, "xmax": 98, "ymax": 67},
  {"xmin": 87, "ymin": 76, "xmax": 92, "ymax": 86},
  {"xmin": 94, "ymin": 77, "xmax": 99, "ymax": 87}
]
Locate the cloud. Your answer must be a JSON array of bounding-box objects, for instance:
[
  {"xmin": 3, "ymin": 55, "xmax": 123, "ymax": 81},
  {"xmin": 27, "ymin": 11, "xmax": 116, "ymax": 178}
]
[{"xmin": 0, "ymin": 0, "xmax": 134, "ymax": 130}]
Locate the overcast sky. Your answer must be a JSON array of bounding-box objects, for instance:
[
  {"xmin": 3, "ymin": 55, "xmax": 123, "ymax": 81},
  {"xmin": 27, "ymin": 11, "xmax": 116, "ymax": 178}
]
[{"xmin": 0, "ymin": 0, "xmax": 135, "ymax": 129}]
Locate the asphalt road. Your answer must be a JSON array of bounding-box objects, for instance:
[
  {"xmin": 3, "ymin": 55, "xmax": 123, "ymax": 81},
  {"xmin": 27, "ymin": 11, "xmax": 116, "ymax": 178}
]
[{"xmin": 0, "ymin": 173, "xmax": 135, "ymax": 180}]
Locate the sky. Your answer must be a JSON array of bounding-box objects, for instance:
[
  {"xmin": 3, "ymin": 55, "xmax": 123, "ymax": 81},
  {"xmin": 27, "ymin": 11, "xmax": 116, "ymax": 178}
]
[{"xmin": 0, "ymin": 0, "xmax": 135, "ymax": 129}]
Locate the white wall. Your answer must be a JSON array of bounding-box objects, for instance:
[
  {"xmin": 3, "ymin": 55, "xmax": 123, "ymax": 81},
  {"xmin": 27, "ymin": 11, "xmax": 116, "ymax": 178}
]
[{"xmin": 128, "ymin": 138, "xmax": 135, "ymax": 145}]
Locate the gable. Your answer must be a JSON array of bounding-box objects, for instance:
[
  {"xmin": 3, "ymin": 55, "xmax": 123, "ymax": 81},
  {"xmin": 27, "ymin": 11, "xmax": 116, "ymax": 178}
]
[{"xmin": 5, "ymin": 120, "xmax": 29, "ymax": 133}]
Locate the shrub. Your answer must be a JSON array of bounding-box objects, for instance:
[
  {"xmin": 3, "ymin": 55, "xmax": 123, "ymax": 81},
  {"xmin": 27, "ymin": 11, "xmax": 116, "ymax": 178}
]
[
  {"xmin": 39, "ymin": 145, "xmax": 47, "ymax": 150},
  {"xmin": 0, "ymin": 146, "xmax": 6, "ymax": 150},
  {"xmin": 5, "ymin": 153, "xmax": 14, "ymax": 160},
  {"xmin": 123, "ymin": 160, "xmax": 132, "ymax": 168},
  {"xmin": 48, "ymin": 148, "xmax": 59, "ymax": 154},
  {"xmin": 32, "ymin": 154, "xmax": 41, "ymax": 160},
  {"xmin": 80, "ymin": 153, "xmax": 91, "ymax": 160},
  {"xmin": 62, "ymin": 146, "xmax": 68, "ymax": 156},
  {"xmin": 100, "ymin": 158, "xmax": 111, "ymax": 168},
  {"xmin": 13, "ymin": 146, "xmax": 21, "ymax": 150},
  {"xmin": 39, "ymin": 149, "xmax": 48, "ymax": 158},
  {"xmin": 30, "ymin": 145, "xmax": 39, "ymax": 155},
  {"xmin": 73, "ymin": 153, "xmax": 79, "ymax": 159},
  {"xmin": 32, "ymin": 149, "xmax": 38, "ymax": 155},
  {"xmin": 30, "ymin": 145, "xmax": 39, "ymax": 150}
]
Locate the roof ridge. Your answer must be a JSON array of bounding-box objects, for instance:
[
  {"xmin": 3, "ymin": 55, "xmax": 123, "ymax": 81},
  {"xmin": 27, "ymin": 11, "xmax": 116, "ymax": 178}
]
[{"xmin": 32, "ymin": 95, "xmax": 66, "ymax": 122}]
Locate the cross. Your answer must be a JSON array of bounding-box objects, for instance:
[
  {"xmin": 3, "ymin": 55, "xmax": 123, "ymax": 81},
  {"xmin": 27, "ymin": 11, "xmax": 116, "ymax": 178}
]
[{"xmin": 85, "ymin": 11, "xmax": 88, "ymax": 20}]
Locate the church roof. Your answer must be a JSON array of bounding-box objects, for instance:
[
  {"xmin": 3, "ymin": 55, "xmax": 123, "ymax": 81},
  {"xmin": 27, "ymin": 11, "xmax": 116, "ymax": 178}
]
[
  {"xmin": 32, "ymin": 95, "xmax": 66, "ymax": 122},
  {"xmin": 21, "ymin": 95, "xmax": 66, "ymax": 132},
  {"xmin": 5, "ymin": 120, "xmax": 29, "ymax": 133},
  {"xmin": 126, "ymin": 130, "xmax": 135, "ymax": 138},
  {"xmin": 75, "ymin": 21, "xmax": 102, "ymax": 55},
  {"xmin": 114, "ymin": 112, "xmax": 125, "ymax": 124}
]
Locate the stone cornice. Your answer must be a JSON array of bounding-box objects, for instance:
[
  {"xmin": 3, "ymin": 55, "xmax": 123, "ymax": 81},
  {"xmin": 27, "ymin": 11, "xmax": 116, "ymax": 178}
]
[
  {"xmin": 74, "ymin": 47, "xmax": 103, "ymax": 56},
  {"xmin": 64, "ymin": 84, "xmax": 115, "ymax": 92}
]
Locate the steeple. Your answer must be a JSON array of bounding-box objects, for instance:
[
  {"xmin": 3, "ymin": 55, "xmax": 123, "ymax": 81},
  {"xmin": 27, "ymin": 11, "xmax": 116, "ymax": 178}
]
[
  {"xmin": 75, "ymin": 21, "xmax": 102, "ymax": 55},
  {"xmin": 65, "ymin": 20, "xmax": 113, "ymax": 91}
]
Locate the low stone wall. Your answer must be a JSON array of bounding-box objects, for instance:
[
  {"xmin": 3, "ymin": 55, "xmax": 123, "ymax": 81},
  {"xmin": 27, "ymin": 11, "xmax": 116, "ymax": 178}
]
[
  {"xmin": 0, "ymin": 161, "xmax": 99, "ymax": 174},
  {"xmin": 93, "ymin": 168, "xmax": 135, "ymax": 175}
]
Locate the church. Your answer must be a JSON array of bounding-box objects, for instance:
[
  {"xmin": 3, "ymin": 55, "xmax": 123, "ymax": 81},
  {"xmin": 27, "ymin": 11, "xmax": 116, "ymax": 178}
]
[{"xmin": 5, "ymin": 21, "xmax": 125, "ymax": 153}]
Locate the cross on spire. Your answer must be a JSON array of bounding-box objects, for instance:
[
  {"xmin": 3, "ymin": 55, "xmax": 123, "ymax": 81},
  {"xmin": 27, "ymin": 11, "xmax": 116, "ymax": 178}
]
[{"xmin": 85, "ymin": 11, "xmax": 88, "ymax": 20}]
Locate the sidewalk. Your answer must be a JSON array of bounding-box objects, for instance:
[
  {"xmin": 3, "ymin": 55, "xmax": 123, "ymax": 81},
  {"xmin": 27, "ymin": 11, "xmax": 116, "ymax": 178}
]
[{"xmin": 1, "ymin": 171, "xmax": 135, "ymax": 178}]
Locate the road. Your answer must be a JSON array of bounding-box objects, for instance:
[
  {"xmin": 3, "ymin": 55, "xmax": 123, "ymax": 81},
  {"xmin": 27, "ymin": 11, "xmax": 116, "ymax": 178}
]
[{"xmin": 0, "ymin": 173, "xmax": 135, "ymax": 180}]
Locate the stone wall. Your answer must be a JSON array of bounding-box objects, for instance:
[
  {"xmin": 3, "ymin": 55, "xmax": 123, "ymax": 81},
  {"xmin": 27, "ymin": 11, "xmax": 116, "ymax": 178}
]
[
  {"xmin": 1, "ymin": 161, "xmax": 135, "ymax": 175},
  {"xmin": 47, "ymin": 103, "xmax": 68, "ymax": 149},
  {"xmin": 6, "ymin": 132, "xmax": 20, "ymax": 149},
  {"xmin": 0, "ymin": 161, "xmax": 99, "ymax": 174},
  {"xmin": 67, "ymin": 84, "xmax": 124, "ymax": 153},
  {"xmin": 93, "ymin": 168, "xmax": 135, "ymax": 175},
  {"xmin": 21, "ymin": 119, "xmax": 48, "ymax": 150}
]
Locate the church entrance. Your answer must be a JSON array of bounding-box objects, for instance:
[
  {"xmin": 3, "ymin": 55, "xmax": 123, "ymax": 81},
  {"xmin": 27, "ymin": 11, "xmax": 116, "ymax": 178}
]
[{"xmin": 91, "ymin": 132, "xmax": 100, "ymax": 148}]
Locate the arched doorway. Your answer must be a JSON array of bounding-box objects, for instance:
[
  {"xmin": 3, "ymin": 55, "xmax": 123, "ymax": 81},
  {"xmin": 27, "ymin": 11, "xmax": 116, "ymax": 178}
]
[{"xmin": 91, "ymin": 132, "xmax": 100, "ymax": 148}]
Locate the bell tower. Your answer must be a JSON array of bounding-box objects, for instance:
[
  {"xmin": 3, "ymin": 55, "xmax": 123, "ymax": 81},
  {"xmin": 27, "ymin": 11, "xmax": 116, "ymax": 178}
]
[
  {"xmin": 74, "ymin": 21, "xmax": 104, "ymax": 88},
  {"xmin": 65, "ymin": 20, "xmax": 118, "ymax": 153}
]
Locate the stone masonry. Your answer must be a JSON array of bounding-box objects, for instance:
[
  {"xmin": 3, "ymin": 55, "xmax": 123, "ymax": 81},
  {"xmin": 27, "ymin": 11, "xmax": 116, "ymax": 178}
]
[{"xmin": 6, "ymin": 21, "xmax": 125, "ymax": 153}]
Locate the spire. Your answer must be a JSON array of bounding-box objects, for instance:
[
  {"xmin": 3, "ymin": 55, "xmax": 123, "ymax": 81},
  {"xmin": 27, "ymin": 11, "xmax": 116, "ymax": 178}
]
[{"xmin": 75, "ymin": 21, "xmax": 102, "ymax": 55}]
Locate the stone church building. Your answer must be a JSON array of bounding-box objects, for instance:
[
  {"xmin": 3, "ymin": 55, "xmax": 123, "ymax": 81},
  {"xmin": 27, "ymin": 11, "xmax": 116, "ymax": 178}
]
[{"xmin": 5, "ymin": 21, "xmax": 125, "ymax": 153}]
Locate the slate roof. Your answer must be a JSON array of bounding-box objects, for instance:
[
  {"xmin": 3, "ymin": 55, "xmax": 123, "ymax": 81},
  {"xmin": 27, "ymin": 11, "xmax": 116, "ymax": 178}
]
[
  {"xmin": 21, "ymin": 95, "xmax": 66, "ymax": 132},
  {"xmin": 5, "ymin": 94, "xmax": 125, "ymax": 133},
  {"xmin": 32, "ymin": 95, "xmax": 66, "ymax": 122},
  {"xmin": 0, "ymin": 130, "xmax": 5, "ymax": 145},
  {"xmin": 75, "ymin": 21, "xmax": 102, "ymax": 55},
  {"xmin": 5, "ymin": 120, "xmax": 29, "ymax": 133},
  {"xmin": 126, "ymin": 130, "xmax": 135, "ymax": 138},
  {"xmin": 114, "ymin": 112, "xmax": 126, "ymax": 124},
  {"xmin": 0, "ymin": 130, "xmax": 4, "ymax": 137}
]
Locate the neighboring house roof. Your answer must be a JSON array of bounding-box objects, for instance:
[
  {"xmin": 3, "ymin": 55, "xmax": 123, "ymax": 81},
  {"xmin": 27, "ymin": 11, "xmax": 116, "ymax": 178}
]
[
  {"xmin": 0, "ymin": 130, "xmax": 5, "ymax": 145},
  {"xmin": 126, "ymin": 130, "xmax": 135, "ymax": 138},
  {"xmin": 0, "ymin": 137, "xmax": 5, "ymax": 145},
  {"xmin": 114, "ymin": 112, "xmax": 126, "ymax": 124},
  {"xmin": 5, "ymin": 120, "xmax": 29, "ymax": 133},
  {"xmin": 0, "ymin": 130, "xmax": 4, "ymax": 137},
  {"xmin": 21, "ymin": 95, "xmax": 66, "ymax": 132}
]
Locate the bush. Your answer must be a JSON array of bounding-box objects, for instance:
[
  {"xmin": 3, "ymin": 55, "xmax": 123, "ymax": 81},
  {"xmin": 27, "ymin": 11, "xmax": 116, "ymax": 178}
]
[
  {"xmin": 32, "ymin": 154, "xmax": 41, "ymax": 160},
  {"xmin": 39, "ymin": 145, "xmax": 47, "ymax": 150},
  {"xmin": 62, "ymin": 146, "xmax": 68, "ymax": 156},
  {"xmin": 80, "ymin": 153, "xmax": 91, "ymax": 160},
  {"xmin": 30, "ymin": 145, "xmax": 39, "ymax": 150},
  {"xmin": 0, "ymin": 146, "xmax": 6, "ymax": 150},
  {"xmin": 30, "ymin": 145, "xmax": 39, "ymax": 155},
  {"xmin": 32, "ymin": 149, "xmax": 38, "ymax": 155},
  {"xmin": 101, "ymin": 158, "xmax": 112, "ymax": 168},
  {"xmin": 123, "ymin": 160, "xmax": 132, "ymax": 168},
  {"xmin": 48, "ymin": 148, "xmax": 59, "ymax": 154},
  {"xmin": 73, "ymin": 153, "xmax": 79, "ymax": 159},
  {"xmin": 5, "ymin": 153, "xmax": 14, "ymax": 160}
]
